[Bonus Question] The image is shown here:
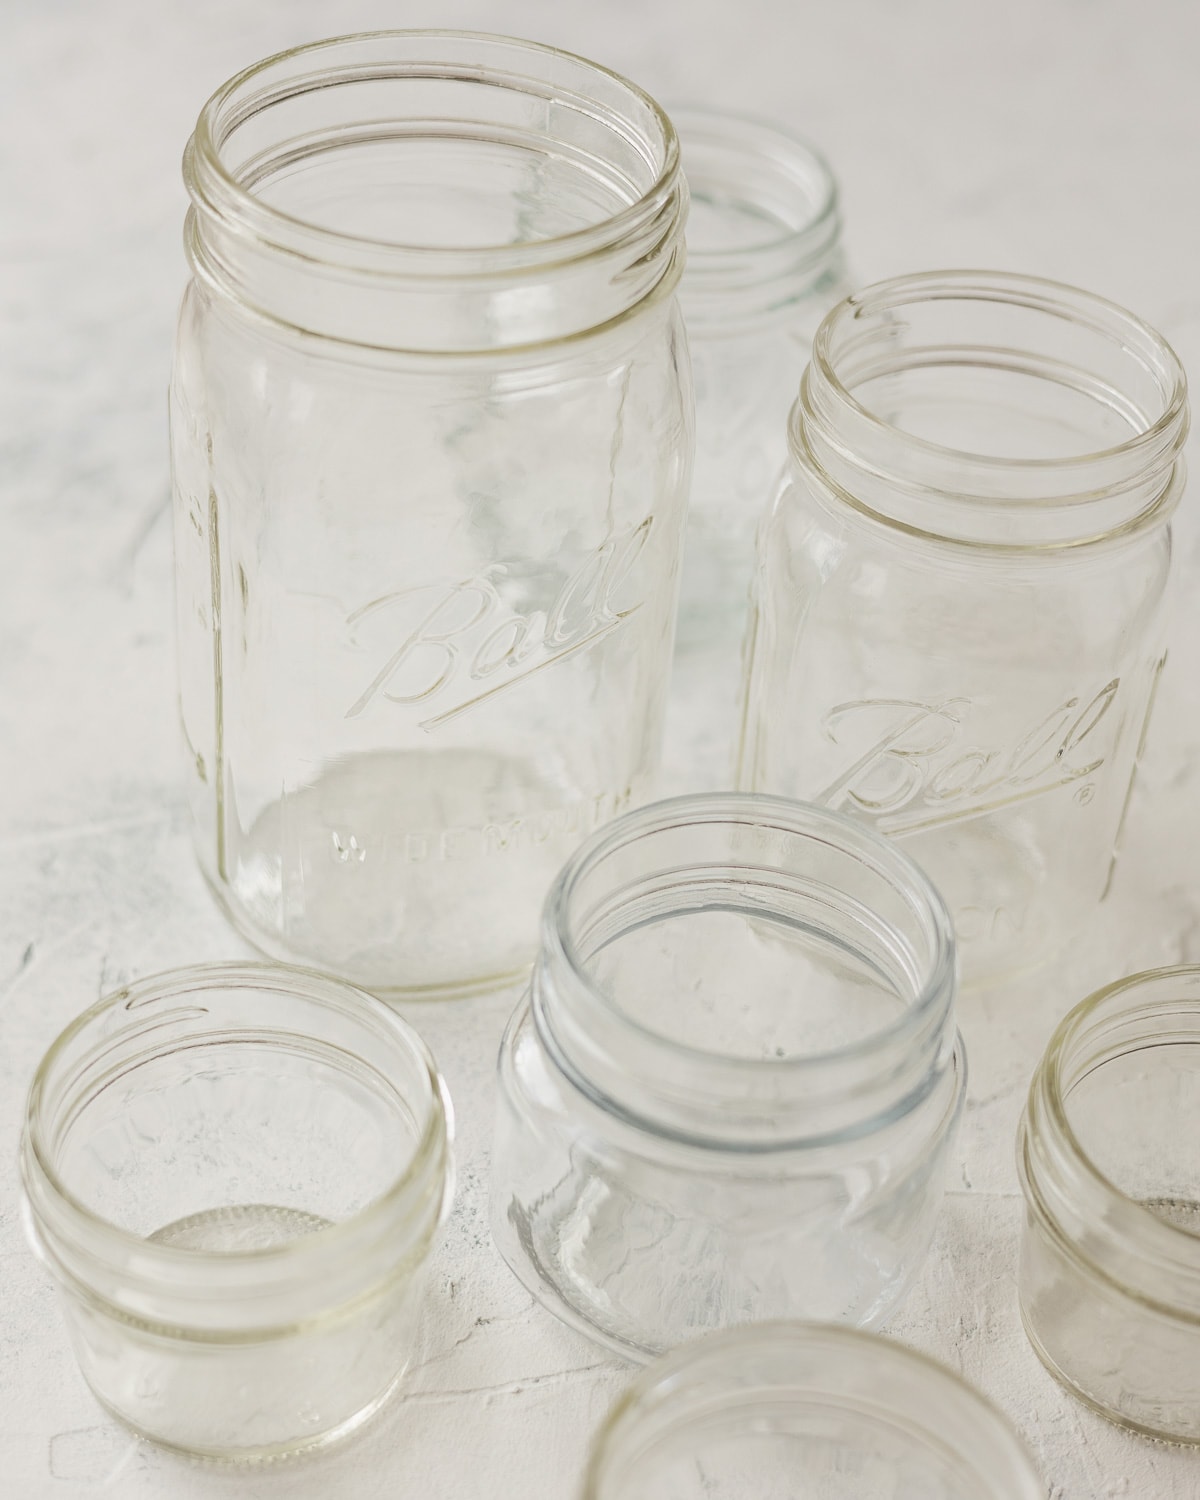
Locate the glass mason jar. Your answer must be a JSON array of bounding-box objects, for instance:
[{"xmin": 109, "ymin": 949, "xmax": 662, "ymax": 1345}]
[
  {"xmin": 738, "ymin": 271, "xmax": 1187, "ymax": 983},
  {"xmin": 169, "ymin": 33, "xmax": 692, "ymax": 998},
  {"xmin": 20, "ymin": 964, "xmax": 453, "ymax": 1460},
  {"xmin": 491, "ymin": 794, "xmax": 965, "ymax": 1360},
  {"xmin": 581, "ymin": 1323, "xmax": 1044, "ymax": 1500},
  {"xmin": 1018, "ymin": 965, "xmax": 1200, "ymax": 1443},
  {"xmin": 673, "ymin": 108, "xmax": 849, "ymax": 655}
]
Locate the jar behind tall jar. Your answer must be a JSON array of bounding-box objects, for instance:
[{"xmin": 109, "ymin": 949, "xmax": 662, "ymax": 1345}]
[
  {"xmin": 738, "ymin": 272, "xmax": 1187, "ymax": 984},
  {"xmin": 170, "ymin": 33, "xmax": 692, "ymax": 997}
]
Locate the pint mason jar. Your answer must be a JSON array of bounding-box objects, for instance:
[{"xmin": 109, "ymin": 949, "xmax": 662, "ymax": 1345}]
[
  {"xmin": 491, "ymin": 794, "xmax": 964, "ymax": 1360},
  {"xmin": 738, "ymin": 271, "xmax": 1187, "ymax": 982},
  {"xmin": 672, "ymin": 108, "xmax": 848, "ymax": 654},
  {"xmin": 169, "ymin": 33, "xmax": 692, "ymax": 997}
]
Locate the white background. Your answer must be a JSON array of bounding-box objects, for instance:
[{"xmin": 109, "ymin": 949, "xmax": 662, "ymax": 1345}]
[{"xmin": 4, "ymin": 1, "xmax": 1200, "ymax": 1495}]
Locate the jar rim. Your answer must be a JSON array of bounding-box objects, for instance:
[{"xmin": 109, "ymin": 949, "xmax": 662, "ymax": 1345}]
[
  {"xmin": 545, "ymin": 793, "xmax": 956, "ymax": 1077},
  {"xmin": 1020, "ymin": 964, "xmax": 1200, "ymax": 1309},
  {"xmin": 581, "ymin": 1321, "xmax": 1043, "ymax": 1498},
  {"xmin": 186, "ymin": 29, "xmax": 682, "ymax": 279},
  {"xmin": 808, "ymin": 269, "xmax": 1188, "ymax": 475},
  {"xmin": 793, "ymin": 269, "xmax": 1188, "ymax": 550},
  {"xmin": 21, "ymin": 962, "xmax": 452, "ymax": 1282},
  {"xmin": 670, "ymin": 105, "xmax": 840, "ymax": 268}
]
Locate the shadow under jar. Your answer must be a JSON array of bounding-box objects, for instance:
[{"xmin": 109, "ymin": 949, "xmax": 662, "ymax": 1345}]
[
  {"xmin": 170, "ymin": 32, "xmax": 692, "ymax": 998},
  {"xmin": 738, "ymin": 271, "xmax": 1188, "ymax": 985},
  {"xmin": 1018, "ymin": 965, "xmax": 1200, "ymax": 1443},
  {"xmin": 580, "ymin": 1323, "xmax": 1044, "ymax": 1500},
  {"xmin": 491, "ymin": 794, "xmax": 965, "ymax": 1360},
  {"xmin": 20, "ymin": 964, "xmax": 453, "ymax": 1461}
]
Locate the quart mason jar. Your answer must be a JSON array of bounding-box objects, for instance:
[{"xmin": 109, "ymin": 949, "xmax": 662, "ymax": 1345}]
[
  {"xmin": 673, "ymin": 108, "xmax": 848, "ymax": 654},
  {"xmin": 170, "ymin": 33, "xmax": 692, "ymax": 997},
  {"xmin": 491, "ymin": 794, "xmax": 964, "ymax": 1360},
  {"xmin": 738, "ymin": 272, "xmax": 1187, "ymax": 982}
]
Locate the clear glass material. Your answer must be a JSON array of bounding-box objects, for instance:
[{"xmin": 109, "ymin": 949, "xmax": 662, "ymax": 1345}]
[
  {"xmin": 673, "ymin": 108, "xmax": 848, "ymax": 655},
  {"xmin": 491, "ymin": 793, "xmax": 964, "ymax": 1360},
  {"xmin": 581, "ymin": 1322, "xmax": 1045, "ymax": 1500},
  {"xmin": 1018, "ymin": 966, "xmax": 1200, "ymax": 1443},
  {"xmin": 170, "ymin": 33, "xmax": 692, "ymax": 998},
  {"xmin": 738, "ymin": 271, "xmax": 1187, "ymax": 983},
  {"xmin": 20, "ymin": 964, "xmax": 453, "ymax": 1460}
]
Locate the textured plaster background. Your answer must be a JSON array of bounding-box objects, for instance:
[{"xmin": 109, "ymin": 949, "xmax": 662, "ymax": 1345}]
[{"xmin": 4, "ymin": 1, "xmax": 1200, "ymax": 1495}]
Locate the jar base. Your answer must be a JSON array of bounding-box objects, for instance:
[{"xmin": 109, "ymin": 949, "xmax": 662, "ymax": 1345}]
[
  {"xmin": 1019, "ymin": 1300, "xmax": 1200, "ymax": 1448},
  {"xmin": 81, "ymin": 1357, "xmax": 409, "ymax": 1464}
]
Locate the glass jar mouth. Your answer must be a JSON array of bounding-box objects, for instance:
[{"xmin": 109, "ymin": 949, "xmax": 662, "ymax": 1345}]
[
  {"xmin": 536, "ymin": 794, "xmax": 958, "ymax": 1146},
  {"xmin": 582, "ymin": 1321, "xmax": 1043, "ymax": 1499},
  {"xmin": 1020, "ymin": 965, "xmax": 1200, "ymax": 1312},
  {"xmin": 186, "ymin": 29, "xmax": 682, "ymax": 277},
  {"xmin": 21, "ymin": 963, "xmax": 452, "ymax": 1309},
  {"xmin": 671, "ymin": 106, "xmax": 840, "ymax": 267},
  {"xmin": 795, "ymin": 269, "xmax": 1188, "ymax": 548}
]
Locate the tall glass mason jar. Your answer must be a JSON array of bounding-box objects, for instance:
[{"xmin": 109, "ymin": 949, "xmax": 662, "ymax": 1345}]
[
  {"xmin": 738, "ymin": 272, "xmax": 1188, "ymax": 983},
  {"xmin": 673, "ymin": 109, "xmax": 849, "ymax": 654},
  {"xmin": 170, "ymin": 33, "xmax": 692, "ymax": 997},
  {"xmin": 491, "ymin": 794, "xmax": 964, "ymax": 1360}
]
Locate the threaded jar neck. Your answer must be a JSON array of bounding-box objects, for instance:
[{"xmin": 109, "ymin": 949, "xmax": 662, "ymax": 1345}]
[
  {"xmin": 21, "ymin": 965, "xmax": 452, "ymax": 1335},
  {"xmin": 533, "ymin": 794, "xmax": 959, "ymax": 1148},
  {"xmin": 183, "ymin": 31, "xmax": 686, "ymax": 352},
  {"xmin": 674, "ymin": 108, "xmax": 845, "ymax": 335},
  {"xmin": 1019, "ymin": 965, "xmax": 1200, "ymax": 1318},
  {"xmin": 793, "ymin": 270, "xmax": 1188, "ymax": 548}
]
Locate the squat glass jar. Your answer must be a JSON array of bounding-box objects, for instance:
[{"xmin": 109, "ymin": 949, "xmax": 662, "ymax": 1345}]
[
  {"xmin": 1018, "ymin": 965, "xmax": 1200, "ymax": 1443},
  {"xmin": 20, "ymin": 964, "xmax": 453, "ymax": 1460},
  {"xmin": 581, "ymin": 1323, "xmax": 1044, "ymax": 1500},
  {"xmin": 170, "ymin": 33, "xmax": 692, "ymax": 997},
  {"xmin": 673, "ymin": 108, "xmax": 848, "ymax": 655},
  {"xmin": 491, "ymin": 793, "xmax": 965, "ymax": 1360},
  {"xmin": 738, "ymin": 271, "xmax": 1187, "ymax": 982}
]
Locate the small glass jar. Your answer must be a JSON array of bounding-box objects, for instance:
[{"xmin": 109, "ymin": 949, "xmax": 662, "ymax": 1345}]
[
  {"xmin": 672, "ymin": 108, "xmax": 849, "ymax": 655},
  {"xmin": 1018, "ymin": 965, "xmax": 1200, "ymax": 1443},
  {"xmin": 170, "ymin": 33, "xmax": 692, "ymax": 998},
  {"xmin": 738, "ymin": 271, "xmax": 1188, "ymax": 983},
  {"xmin": 20, "ymin": 963, "xmax": 453, "ymax": 1460},
  {"xmin": 491, "ymin": 794, "xmax": 965, "ymax": 1360},
  {"xmin": 581, "ymin": 1322, "xmax": 1045, "ymax": 1499}
]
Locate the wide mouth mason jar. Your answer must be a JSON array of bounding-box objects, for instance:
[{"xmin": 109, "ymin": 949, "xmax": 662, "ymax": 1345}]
[
  {"xmin": 673, "ymin": 107, "xmax": 849, "ymax": 655},
  {"xmin": 491, "ymin": 793, "xmax": 965, "ymax": 1360},
  {"xmin": 170, "ymin": 32, "xmax": 692, "ymax": 998},
  {"xmin": 1018, "ymin": 965, "xmax": 1200, "ymax": 1443},
  {"xmin": 580, "ymin": 1322, "xmax": 1045, "ymax": 1499},
  {"xmin": 738, "ymin": 271, "xmax": 1188, "ymax": 983},
  {"xmin": 20, "ymin": 964, "xmax": 453, "ymax": 1460}
]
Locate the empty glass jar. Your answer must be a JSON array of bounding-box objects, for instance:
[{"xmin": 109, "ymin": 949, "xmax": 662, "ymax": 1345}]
[
  {"xmin": 170, "ymin": 32, "xmax": 692, "ymax": 997},
  {"xmin": 491, "ymin": 793, "xmax": 965, "ymax": 1360},
  {"xmin": 1018, "ymin": 965, "xmax": 1200, "ymax": 1443},
  {"xmin": 581, "ymin": 1323, "xmax": 1045, "ymax": 1499},
  {"xmin": 673, "ymin": 108, "xmax": 848, "ymax": 654},
  {"xmin": 738, "ymin": 271, "xmax": 1187, "ymax": 982},
  {"xmin": 20, "ymin": 964, "xmax": 453, "ymax": 1460}
]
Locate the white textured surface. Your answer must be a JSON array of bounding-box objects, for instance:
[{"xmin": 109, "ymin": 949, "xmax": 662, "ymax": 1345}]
[{"xmin": 4, "ymin": 1, "xmax": 1200, "ymax": 1495}]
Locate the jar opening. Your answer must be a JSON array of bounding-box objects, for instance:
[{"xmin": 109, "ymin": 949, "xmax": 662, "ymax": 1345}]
[
  {"xmin": 1022, "ymin": 966, "xmax": 1200, "ymax": 1313},
  {"xmin": 184, "ymin": 32, "xmax": 686, "ymax": 349},
  {"xmin": 537, "ymin": 795, "xmax": 958, "ymax": 1145},
  {"xmin": 582, "ymin": 1323, "xmax": 1044, "ymax": 1500},
  {"xmin": 673, "ymin": 107, "xmax": 842, "ymax": 329},
  {"xmin": 796, "ymin": 270, "xmax": 1188, "ymax": 547},
  {"xmin": 21, "ymin": 965, "xmax": 451, "ymax": 1331}
]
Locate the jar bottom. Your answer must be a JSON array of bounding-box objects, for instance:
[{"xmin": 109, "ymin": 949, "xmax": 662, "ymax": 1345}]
[
  {"xmin": 196, "ymin": 746, "xmax": 638, "ymax": 997},
  {"xmin": 79, "ymin": 1355, "xmax": 409, "ymax": 1465}
]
